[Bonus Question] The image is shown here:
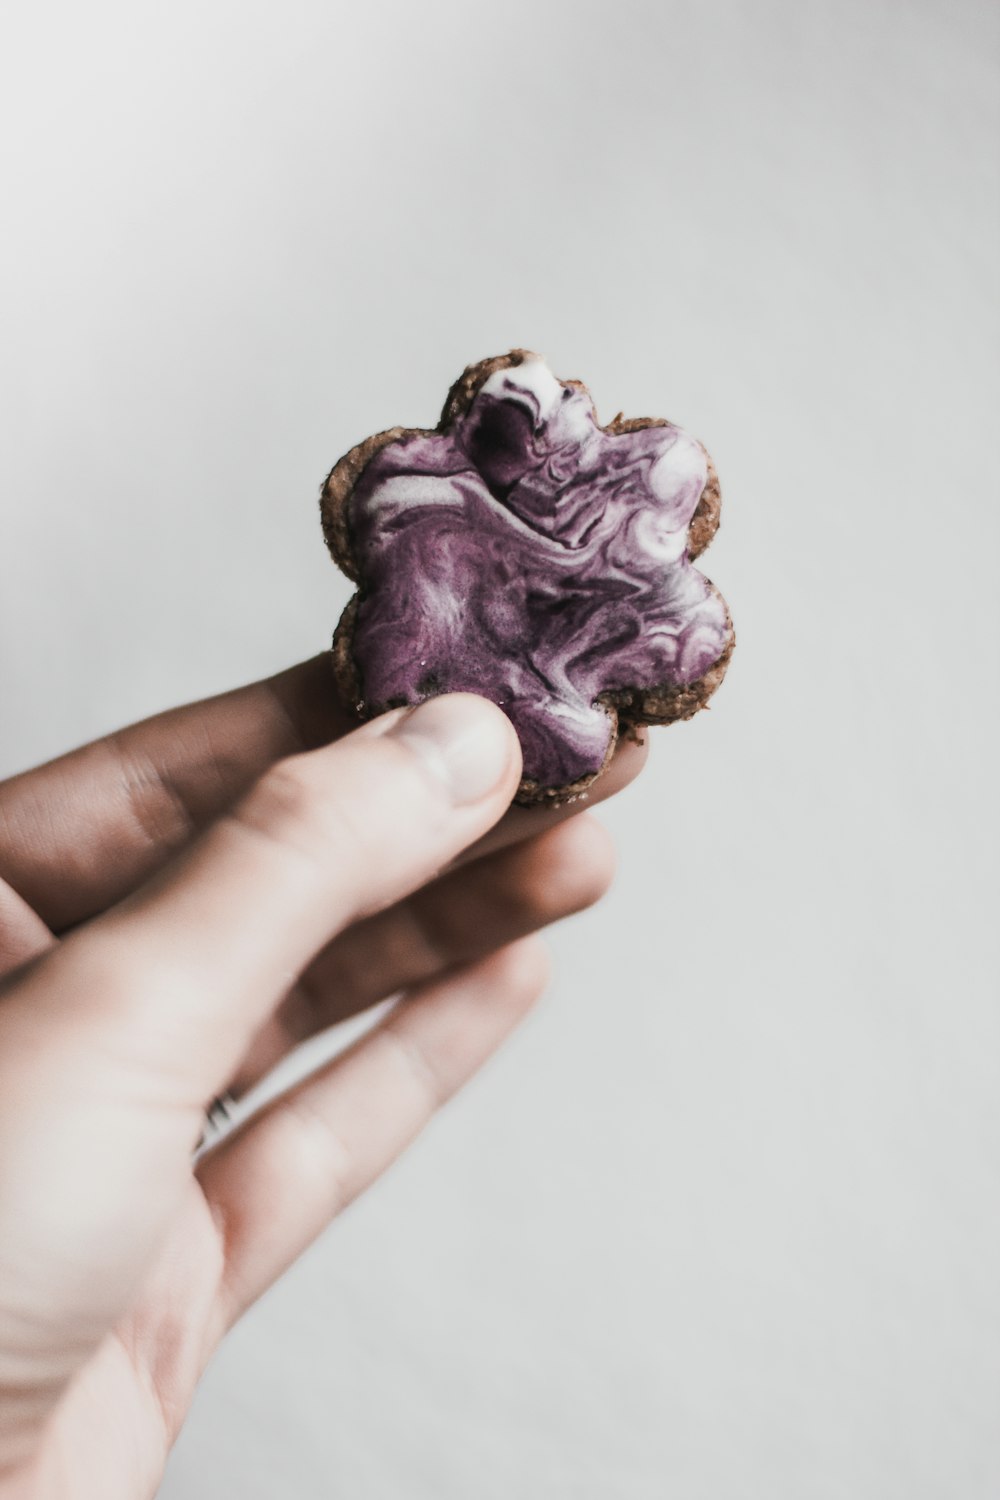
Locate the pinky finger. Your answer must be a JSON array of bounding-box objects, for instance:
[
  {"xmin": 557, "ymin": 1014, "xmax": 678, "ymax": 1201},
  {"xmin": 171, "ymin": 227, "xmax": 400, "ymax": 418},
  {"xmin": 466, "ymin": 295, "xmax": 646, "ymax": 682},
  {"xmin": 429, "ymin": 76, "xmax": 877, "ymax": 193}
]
[{"xmin": 197, "ymin": 938, "xmax": 549, "ymax": 1336}]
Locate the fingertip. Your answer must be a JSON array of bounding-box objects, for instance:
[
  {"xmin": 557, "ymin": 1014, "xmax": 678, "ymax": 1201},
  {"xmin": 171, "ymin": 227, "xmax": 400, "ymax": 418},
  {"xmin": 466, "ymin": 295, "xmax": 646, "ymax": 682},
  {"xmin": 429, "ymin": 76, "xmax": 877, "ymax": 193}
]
[
  {"xmin": 386, "ymin": 694, "xmax": 522, "ymax": 808},
  {"xmin": 608, "ymin": 725, "xmax": 651, "ymax": 790},
  {"xmin": 549, "ymin": 813, "xmax": 617, "ymax": 907}
]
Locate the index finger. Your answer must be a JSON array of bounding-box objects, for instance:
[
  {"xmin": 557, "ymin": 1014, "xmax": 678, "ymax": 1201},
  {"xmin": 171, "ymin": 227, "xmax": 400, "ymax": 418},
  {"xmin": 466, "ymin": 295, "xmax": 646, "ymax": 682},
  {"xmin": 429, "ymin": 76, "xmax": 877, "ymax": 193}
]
[
  {"xmin": 0, "ymin": 656, "xmax": 351, "ymax": 930},
  {"xmin": 0, "ymin": 657, "xmax": 648, "ymax": 933}
]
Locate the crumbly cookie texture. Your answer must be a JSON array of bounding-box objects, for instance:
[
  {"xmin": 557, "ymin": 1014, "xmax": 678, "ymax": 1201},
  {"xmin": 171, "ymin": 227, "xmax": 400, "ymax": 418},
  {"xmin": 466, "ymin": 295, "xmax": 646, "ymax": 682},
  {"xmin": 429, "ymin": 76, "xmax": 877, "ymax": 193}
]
[{"xmin": 321, "ymin": 349, "xmax": 734, "ymax": 805}]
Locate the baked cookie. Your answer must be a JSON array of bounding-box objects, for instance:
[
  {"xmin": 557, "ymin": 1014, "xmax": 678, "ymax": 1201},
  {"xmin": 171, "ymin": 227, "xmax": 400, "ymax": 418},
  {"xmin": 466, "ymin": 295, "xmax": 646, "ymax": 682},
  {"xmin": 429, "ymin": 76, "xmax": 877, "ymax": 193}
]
[{"xmin": 321, "ymin": 350, "xmax": 734, "ymax": 805}]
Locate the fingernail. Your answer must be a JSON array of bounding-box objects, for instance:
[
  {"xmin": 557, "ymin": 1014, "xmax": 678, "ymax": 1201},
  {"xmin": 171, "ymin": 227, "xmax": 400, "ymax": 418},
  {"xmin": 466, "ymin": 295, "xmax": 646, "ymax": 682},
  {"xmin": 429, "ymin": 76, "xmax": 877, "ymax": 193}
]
[{"xmin": 387, "ymin": 695, "xmax": 516, "ymax": 806}]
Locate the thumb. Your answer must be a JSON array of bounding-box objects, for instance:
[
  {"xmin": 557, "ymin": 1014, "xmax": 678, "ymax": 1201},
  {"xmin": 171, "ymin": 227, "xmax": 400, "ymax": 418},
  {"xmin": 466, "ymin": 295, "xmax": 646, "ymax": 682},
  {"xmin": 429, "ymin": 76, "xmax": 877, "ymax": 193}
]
[{"xmin": 13, "ymin": 694, "xmax": 521, "ymax": 1103}]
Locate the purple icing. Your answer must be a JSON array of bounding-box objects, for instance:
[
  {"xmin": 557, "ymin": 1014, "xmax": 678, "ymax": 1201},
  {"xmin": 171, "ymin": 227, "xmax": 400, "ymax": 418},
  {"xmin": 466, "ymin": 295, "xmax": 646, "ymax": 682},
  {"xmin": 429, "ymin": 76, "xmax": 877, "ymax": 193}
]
[{"xmin": 347, "ymin": 358, "xmax": 730, "ymax": 788}]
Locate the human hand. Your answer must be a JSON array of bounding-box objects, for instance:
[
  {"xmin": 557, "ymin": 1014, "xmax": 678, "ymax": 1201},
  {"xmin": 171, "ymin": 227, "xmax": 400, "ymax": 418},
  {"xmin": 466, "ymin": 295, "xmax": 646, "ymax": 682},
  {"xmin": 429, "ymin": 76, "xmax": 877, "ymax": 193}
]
[{"xmin": 0, "ymin": 658, "xmax": 646, "ymax": 1498}]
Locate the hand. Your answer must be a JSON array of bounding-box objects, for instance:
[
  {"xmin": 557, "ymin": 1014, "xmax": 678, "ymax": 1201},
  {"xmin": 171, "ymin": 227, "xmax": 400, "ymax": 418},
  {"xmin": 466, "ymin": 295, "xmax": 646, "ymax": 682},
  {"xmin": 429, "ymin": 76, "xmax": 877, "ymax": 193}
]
[{"xmin": 0, "ymin": 657, "xmax": 646, "ymax": 1498}]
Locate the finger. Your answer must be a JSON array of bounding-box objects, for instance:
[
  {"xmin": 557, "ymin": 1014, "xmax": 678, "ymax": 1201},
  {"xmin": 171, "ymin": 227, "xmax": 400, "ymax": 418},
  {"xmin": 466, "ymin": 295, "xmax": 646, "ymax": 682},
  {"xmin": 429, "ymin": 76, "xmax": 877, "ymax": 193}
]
[
  {"xmin": 15, "ymin": 696, "xmax": 521, "ymax": 1110},
  {"xmin": 231, "ymin": 813, "xmax": 615, "ymax": 1092},
  {"xmin": 0, "ymin": 656, "xmax": 351, "ymax": 932},
  {"xmin": 0, "ymin": 876, "xmax": 54, "ymax": 976},
  {"xmin": 0, "ymin": 658, "xmax": 648, "ymax": 934},
  {"xmin": 199, "ymin": 939, "xmax": 548, "ymax": 1333},
  {"xmin": 463, "ymin": 725, "xmax": 648, "ymax": 864}
]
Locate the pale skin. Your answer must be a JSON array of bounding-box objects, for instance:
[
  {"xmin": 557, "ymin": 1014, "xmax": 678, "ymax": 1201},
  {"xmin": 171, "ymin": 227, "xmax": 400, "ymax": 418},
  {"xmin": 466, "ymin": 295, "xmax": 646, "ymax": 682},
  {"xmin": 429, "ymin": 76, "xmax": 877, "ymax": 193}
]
[{"xmin": 0, "ymin": 656, "xmax": 647, "ymax": 1498}]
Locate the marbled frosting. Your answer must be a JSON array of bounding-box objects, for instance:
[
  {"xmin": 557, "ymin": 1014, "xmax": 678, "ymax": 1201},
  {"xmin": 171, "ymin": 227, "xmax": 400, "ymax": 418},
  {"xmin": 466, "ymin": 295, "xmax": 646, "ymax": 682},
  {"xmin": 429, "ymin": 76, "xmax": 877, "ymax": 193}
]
[{"xmin": 331, "ymin": 354, "xmax": 732, "ymax": 793}]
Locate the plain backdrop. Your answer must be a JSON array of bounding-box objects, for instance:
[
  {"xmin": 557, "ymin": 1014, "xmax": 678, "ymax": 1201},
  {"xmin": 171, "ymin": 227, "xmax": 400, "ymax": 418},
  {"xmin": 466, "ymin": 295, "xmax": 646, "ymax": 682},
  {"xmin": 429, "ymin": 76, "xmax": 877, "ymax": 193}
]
[{"xmin": 1, "ymin": 1, "xmax": 998, "ymax": 1496}]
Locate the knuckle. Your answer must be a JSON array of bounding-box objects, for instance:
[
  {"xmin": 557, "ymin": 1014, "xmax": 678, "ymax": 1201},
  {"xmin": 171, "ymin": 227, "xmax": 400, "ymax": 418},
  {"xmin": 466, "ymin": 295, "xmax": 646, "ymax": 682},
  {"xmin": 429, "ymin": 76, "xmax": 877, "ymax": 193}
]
[
  {"xmin": 46, "ymin": 928, "xmax": 187, "ymax": 1046},
  {"xmin": 284, "ymin": 1091, "xmax": 356, "ymax": 1210},
  {"xmin": 244, "ymin": 757, "xmax": 322, "ymax": 833},
  {"xmin": 491, "ymin": 936, "xmax": 551, "ymax": 1010},
  {"xmin": 237, "ymin": 756, "xmax": 367, "ymax": 866}
]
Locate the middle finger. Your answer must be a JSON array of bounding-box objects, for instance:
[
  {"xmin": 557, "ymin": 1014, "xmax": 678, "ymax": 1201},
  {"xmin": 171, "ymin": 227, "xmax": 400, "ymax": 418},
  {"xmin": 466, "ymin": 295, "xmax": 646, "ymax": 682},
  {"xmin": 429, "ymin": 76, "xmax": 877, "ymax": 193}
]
[{"xmin": 228, "ymin": 813, "xmax": 615, "ymax": 1095}]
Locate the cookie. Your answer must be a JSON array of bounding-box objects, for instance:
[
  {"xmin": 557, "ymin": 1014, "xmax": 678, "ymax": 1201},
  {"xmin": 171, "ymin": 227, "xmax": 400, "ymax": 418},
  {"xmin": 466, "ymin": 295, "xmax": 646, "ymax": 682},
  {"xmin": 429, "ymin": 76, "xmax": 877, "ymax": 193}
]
[{"xmin": 321, "ymin": 350, "xmax": 734, "ymax": 805}]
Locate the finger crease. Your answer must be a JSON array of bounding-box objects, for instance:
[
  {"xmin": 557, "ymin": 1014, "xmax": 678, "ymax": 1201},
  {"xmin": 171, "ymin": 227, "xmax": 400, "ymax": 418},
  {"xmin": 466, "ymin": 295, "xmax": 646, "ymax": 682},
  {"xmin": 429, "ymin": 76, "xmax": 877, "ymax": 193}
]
[
  {"xmin": 107, "ymin": 736, "xmax": 199, "ymax": 854},
  {"xmin": 261, "ymin": 682, "xmax": 313, "ymax": 759},
  {"xmin": 379, "ymin": 1025, "xmax": 449, "ymax": 1111}
]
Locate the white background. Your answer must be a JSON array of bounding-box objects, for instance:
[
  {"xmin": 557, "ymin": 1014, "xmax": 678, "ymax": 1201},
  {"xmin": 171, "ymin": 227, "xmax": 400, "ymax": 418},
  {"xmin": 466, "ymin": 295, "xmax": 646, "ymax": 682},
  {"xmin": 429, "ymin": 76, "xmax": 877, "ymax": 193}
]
[{"xmin": 1, "ymin": 2, "xmax": 998, "ymax": 1495}]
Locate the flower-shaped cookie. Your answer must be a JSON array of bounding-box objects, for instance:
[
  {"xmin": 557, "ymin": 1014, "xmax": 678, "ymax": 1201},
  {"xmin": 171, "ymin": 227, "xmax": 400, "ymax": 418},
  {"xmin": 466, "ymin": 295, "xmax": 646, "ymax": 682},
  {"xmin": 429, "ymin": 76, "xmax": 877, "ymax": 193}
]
[{"xmin": 321, "ymin": 350, "xmax": 734, "ymax": 804}]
